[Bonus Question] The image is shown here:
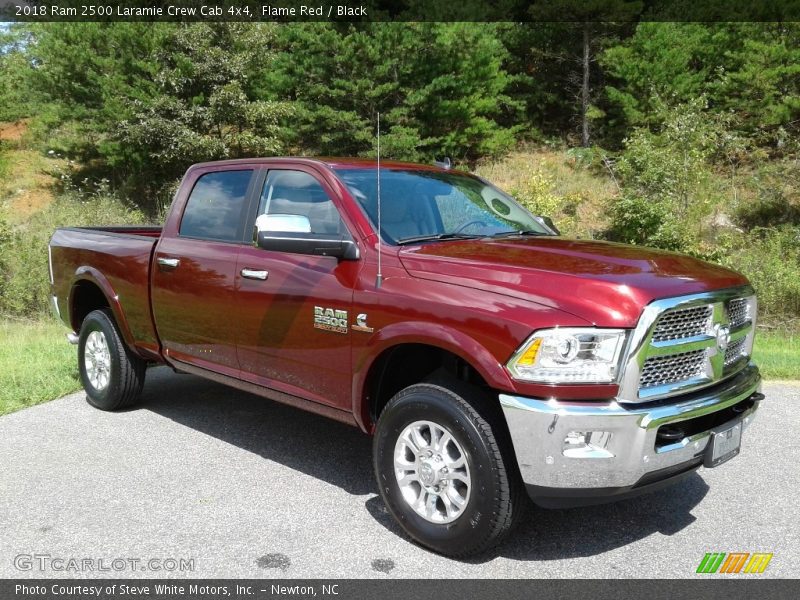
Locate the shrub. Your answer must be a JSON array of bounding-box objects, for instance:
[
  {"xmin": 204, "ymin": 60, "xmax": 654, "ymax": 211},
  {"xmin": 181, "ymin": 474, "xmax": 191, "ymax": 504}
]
[
  {"xmin": 734, "ymin": 161, "xmax": 800, "ymax": 230},
  {"xmin": 606, "ymin": 195, "xmax": 687, "ymax": 251},
  {"xmin": 722, "ymin": 226, "xmax": 800, "ymax": 325},
  {"xmin": 508, "ymin": 168, "xmax": 584, "ymax": 234},
  {"xmin": 615, "ymin": 98, "xmax": 721, "ymax": 214},
  {"xmin": 510, "ymin": 170, "xmax": 561, "ymax": 217},
  {"xmin": 0, "ymin": 194, "xmax": 148, "ymax": 317}
]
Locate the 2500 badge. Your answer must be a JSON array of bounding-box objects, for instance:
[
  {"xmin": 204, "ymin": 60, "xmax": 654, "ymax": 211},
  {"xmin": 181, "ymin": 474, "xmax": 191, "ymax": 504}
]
[{"xmin": 314, "ymin": 306, "xmax": 348, "ymax": 334}]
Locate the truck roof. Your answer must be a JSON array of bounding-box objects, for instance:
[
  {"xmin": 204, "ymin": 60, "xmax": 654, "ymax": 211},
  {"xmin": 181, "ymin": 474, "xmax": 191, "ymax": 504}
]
[{"xmin": 187, "ymin": 157, "xmax": 455, "ymax": 173}]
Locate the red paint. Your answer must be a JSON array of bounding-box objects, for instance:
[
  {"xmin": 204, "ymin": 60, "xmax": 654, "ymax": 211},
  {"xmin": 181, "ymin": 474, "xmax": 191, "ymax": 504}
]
[
  {"xmin": 400, "ymin": 237, "xmax": 748, "ymax": 327},
  {"xmin": 49, "ymin": 158, "xmax": 753, "ymax": 432}
]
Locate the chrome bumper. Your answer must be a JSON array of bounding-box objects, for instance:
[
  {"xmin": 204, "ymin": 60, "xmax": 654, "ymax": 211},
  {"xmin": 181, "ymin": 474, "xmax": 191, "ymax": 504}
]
[{"xmin": 500, "ymin": 364, "xmax": 762, "ymax": 494}]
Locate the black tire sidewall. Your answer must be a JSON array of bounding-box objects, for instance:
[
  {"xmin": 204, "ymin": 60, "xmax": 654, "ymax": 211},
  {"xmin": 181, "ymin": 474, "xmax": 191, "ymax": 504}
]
[
  {"xmin": 374, "ymin": 385, "xmax": 506, "ymax": 555},
  {"xmin": 78, "ymin": 310, "xmax": 124, "ymax": 410}
]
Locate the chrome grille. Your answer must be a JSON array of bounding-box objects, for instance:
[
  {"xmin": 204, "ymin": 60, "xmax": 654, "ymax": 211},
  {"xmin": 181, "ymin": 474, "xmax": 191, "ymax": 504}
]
[
  {"xmin": 639, "ymin": 349, "xmax": 707, "ymax": 388},
  {"xmin": 651, "ymin": 305, "xmax": 712, "ymax": 342},
  {"xmin": 724, "ymin": 337, "xmax": 747, "ymax": 366},
  {"xmin": 726, "ymin": 298, "xmax": 749, "ymax": 328},
  {"xmin": 618, "ymin": 287, "xmax": 757, "ymax": 404}
]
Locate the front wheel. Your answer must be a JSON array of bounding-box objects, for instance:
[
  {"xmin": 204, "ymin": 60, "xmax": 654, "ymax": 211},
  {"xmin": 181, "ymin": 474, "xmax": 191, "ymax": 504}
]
[
  {"xmin": 373, "ymin": 382, "xmax": 525, "ymax": 557},
  {"xmin": 78, "ymin": 309, "xmax": 146, "ymax": 411}
]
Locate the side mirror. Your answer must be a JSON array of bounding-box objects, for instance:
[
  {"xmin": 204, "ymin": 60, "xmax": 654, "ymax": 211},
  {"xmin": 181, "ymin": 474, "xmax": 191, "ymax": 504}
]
[
  {"xmin": 254, "ymin": 213, "xmax": 359, "ymax": 260},
  {"xmin": 255, "ymin": 213, "xmax": 312, "ymax": 234},
  {"xmin": 535, "ymin": 215, "xmax": 561, "ymax": 235}
]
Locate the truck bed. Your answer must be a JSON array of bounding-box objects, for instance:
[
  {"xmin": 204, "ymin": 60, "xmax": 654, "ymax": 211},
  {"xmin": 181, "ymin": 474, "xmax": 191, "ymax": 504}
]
[
  {"xmin": 49, "ymin": 226, "xmax": 163, "ymax": 360},
  {"xmin": 69, "ymin": 225, "xmax": 163, "ymax": 238}
]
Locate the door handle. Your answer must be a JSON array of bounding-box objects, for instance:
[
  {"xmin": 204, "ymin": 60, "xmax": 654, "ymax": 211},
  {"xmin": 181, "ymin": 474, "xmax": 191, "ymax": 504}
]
[
  {"xmin": 157, "ymin": 257, "xmax": 180, "ymax": 269},
  {"xmin": 241, "ymin": 268, "xmax": 269, "ymax": 281}
]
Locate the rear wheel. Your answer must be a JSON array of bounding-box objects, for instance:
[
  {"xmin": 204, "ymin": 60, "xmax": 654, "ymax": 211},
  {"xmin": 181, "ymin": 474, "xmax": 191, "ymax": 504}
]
[
  {"xmin": 373, "ymin": 382, "xmax": 525, "ymax": 557},
  {"xmin": 78, "ymin": 309, "xmax": 146, "ymax": 410}
]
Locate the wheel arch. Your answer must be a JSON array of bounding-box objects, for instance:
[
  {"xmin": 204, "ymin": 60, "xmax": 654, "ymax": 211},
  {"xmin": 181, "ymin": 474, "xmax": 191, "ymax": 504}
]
[
  {"xmin": 69, "ymin": 268, "xmax": 137, "ymax": 351},
  {"xmin": 353, "ymin": 322, "xmax": 515, "ymax": 433}
]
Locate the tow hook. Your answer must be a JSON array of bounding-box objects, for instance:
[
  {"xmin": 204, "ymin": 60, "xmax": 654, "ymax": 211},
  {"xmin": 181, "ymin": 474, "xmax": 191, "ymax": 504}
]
[{"xmin": 657, "ymin": 425, "xmax": 685, "ymax": 442}]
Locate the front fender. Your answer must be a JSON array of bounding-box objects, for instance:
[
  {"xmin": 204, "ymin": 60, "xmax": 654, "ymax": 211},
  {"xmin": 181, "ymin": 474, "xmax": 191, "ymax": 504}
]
[{"xmin": 352, "ymin": 320, "xmax": 516, "ymax": 432}]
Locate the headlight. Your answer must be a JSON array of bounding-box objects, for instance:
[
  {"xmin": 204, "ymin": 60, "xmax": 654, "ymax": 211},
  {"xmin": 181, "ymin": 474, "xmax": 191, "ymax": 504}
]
[{"xmin": 506, "ymin": 328, "xmax": 628, "ymax": 384}]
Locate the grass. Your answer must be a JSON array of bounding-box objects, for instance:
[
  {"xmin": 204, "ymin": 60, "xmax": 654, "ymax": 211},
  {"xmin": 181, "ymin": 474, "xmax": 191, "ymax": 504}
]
[
  {"xmin": 0, "ymin": 318, "xmax": 81, "ymax": 416},
  {"xmin": 0, "ymin": 148, "xmax": 9, "ymax": 181},
  {"xmin": 0, "ymin": 146, "xmax": 61, "ymax": 223},
  {"xmin": 753, "ymin": 330, "xmax": 800, "ymax": 381}
]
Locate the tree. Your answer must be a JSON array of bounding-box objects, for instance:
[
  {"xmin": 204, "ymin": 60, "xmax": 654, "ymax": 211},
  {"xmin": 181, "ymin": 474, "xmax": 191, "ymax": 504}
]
[
  {"xmin": 713, "ymin": 23, "xmax": 800, "ymax": 149},
  {"xmin": 0, "ymin": 25, "xmax": 32, "ymax": 122},
  {"xmin": 601, "ymin": 23, "xmax": 800, "ymax": 150},
  {"xmin": 26, "ymin": 22, "xmax": 167, "ymax": 172},
  {"xmin": 527, "ymin": 1, "xmax": 642, "ymax": 147},
  {"xmin": 119, "ymin": 23, "xmax": 289, "ymax": 199},
  {"xmin": 263, "ymin": 23, "xmax": 520, "ymax": 163},
  {"xmin": 26, "ymin": 23, "xmax": 288, "ymax": 207}
]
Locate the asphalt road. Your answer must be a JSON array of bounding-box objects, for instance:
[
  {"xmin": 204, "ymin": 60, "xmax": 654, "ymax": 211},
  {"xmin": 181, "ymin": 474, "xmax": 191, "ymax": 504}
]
[{"xmin": 0, "ymin": 368, "xmax": 797, "ymax": 579}]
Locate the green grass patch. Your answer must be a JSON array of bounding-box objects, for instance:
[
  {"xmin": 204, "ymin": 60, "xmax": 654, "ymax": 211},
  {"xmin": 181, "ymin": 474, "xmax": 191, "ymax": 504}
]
[
  {"xmin": 0, "ymin": 149, "xmax": 9, "ymax": 180},
  {"xmin": 753, "ymin": 331, "xmax": 800, "ymax": 381},
  {"xmin": 0, "ymin": 318, "xmax": 81, "ymax": 416}
]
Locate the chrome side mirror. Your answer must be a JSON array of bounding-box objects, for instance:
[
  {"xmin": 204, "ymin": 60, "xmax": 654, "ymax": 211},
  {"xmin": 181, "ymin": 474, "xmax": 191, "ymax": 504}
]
[
  {"xmin": 254, "ymin": 213, "xmax": 359, "ymax": 260},
  {"xmin": 255, "ymin": 213, "xmax": 312, "ymax": 235}
]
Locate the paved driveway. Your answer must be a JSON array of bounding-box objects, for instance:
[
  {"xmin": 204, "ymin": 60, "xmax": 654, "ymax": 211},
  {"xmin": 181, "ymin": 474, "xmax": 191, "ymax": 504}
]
[{"xmin": 0, "ymin": 369, "xmax": 797, "ymax": 578}]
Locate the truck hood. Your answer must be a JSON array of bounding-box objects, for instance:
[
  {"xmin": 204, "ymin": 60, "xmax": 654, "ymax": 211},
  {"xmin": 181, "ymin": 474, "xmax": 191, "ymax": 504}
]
[{"xmin": 398, "ymin": 237, "xmax": 749, "ymax": 327}]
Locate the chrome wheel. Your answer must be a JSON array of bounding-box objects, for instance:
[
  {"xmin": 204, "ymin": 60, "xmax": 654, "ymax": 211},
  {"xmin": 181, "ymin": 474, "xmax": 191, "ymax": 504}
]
[
  {"xmin": 84, "ymin": 330, "xmax": 111, "ymax": 391},
  {"xmin": 393, "ymin": 420, "xmax": 471, "ymax": 524}
]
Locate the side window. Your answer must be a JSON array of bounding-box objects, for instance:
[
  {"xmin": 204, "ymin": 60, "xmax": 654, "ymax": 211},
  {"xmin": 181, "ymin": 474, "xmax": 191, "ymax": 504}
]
[
  {"xmin": 180, "ymin": 170, "xmax": 253, "ymax": 242},
  {"xmin": 258, "ymin": 170, "xmax": 344, "ymax": 235}
]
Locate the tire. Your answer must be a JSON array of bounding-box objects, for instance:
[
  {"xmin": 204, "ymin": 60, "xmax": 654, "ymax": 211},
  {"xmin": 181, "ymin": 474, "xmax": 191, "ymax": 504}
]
[
  {"xmin": 373, "ymin": 382, "xmax": 526, "ymax": 557},
  {"xmin": 78, "ymin": 308, "xmax": 146, "ymax": 411}
]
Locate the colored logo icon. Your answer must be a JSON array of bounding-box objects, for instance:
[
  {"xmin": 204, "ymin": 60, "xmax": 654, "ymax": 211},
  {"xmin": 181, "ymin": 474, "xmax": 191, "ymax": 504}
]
[{"xmin": 696, "ymin": 552, "xmax": 773, "ymax": 574}]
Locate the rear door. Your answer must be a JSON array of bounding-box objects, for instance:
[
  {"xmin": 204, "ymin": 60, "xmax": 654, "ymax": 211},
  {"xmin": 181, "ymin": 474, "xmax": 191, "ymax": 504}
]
[
  {"xmin": 152, "ymin": 167, "xmax": 257, "ymax": 376},
  {"xmin": 235, "ymin": 166, "xmax": 360, "ymax": 409}
]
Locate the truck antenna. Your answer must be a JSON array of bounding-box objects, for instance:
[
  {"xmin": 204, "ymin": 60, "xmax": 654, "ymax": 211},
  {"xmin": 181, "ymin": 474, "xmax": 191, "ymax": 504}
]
[{"xmin": 375, "ymin": 112, "xmax": 383, "ymax": 289}]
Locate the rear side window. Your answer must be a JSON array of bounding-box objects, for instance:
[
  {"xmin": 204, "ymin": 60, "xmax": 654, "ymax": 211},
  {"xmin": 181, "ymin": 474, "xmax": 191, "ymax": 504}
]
[{"xmin": 180, "ymin": 170, "xmax": 253, "ymax": 242}]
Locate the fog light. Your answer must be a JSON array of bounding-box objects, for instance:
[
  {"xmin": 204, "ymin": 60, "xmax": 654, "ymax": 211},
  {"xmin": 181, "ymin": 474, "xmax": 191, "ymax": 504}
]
[{"xmin": 562, "ymin": 431, "xmax": 614, "ymax": 458}]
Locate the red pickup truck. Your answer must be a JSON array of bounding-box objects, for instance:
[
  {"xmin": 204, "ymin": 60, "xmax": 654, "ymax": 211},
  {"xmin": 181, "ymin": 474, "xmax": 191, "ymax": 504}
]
[{"xmin": 49, "ymin": 158, "xmax": 763, "ymax": 556}]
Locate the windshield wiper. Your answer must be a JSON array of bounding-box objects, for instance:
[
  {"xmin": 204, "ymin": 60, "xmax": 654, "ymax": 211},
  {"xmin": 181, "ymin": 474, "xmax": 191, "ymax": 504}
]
[
  {"xmin": 395, "ymin": 233, "xmax": 483, "ymax": 245},
  {"xmin": 489, "ymin": 230, "xmax": 551, "ymax": 238}
]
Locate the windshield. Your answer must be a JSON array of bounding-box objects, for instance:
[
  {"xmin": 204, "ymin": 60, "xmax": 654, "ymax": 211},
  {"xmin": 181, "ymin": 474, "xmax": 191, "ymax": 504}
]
[{"xmin": 334, "ymin": 168, "xmax": 552, "ymax": 244}]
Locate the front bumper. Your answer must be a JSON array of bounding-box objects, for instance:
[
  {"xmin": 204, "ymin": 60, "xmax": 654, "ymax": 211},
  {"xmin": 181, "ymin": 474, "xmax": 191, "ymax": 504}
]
[{"xmin": 500, "ymin": 364, "xmax": 762, "ymax": 508}]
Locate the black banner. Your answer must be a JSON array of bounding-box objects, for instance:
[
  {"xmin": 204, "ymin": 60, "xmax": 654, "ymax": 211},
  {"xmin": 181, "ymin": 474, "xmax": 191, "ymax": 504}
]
[
  {"xmin": 2, "ymin": 579, "xmax": 799, "ymax": 600},
  {"xmin": 3, "ymin": 0, "xmax": 800, "ymax": 22}
]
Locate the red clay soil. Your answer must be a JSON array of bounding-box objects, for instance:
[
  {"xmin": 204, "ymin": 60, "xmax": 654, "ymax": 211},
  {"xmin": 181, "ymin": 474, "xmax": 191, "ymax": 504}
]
[{"xmin": 0, "ymin": 119, "xmax": 29, "ymax": 142}]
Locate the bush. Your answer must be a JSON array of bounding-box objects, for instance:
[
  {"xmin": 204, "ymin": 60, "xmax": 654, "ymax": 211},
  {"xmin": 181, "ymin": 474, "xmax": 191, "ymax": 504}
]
[
  {"xmin": 605, "ymin": 195, "xmax": 687, "ymax": 251},
  {"xmin": 0, "ymin": 193, "xmax": 148, "ymax": 317},
  {"xmin": 510, "ymin": 170, "xmax": 561, "ymax": 217},
  {"xmin": 615, "ymin": 98, "xmax": 722, "ymax": 212},
  {"xmin": 0, "ymin": 145, "xmax": 10, "ymax": 180},
  {"xmin": 722, "ymin": 226, "xmax": 800, "ymax": 325},
  {"xmin": 509, "ymin": 168, "xmax": 584, "ymax": 234},
  {"xmin": 734, "ymin": 161, "xmax": 800, "ymax": 229}
]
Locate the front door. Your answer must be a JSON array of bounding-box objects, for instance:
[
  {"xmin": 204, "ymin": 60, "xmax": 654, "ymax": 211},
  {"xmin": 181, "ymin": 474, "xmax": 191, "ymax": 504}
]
[{"xmin": 235, "ymin": 167, "xmax": 359, "ymax": 409}]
